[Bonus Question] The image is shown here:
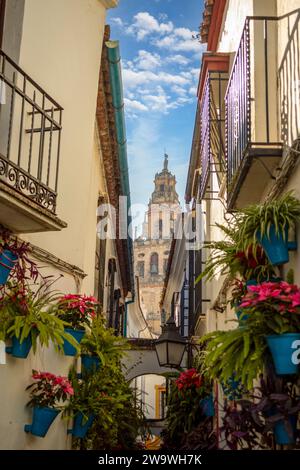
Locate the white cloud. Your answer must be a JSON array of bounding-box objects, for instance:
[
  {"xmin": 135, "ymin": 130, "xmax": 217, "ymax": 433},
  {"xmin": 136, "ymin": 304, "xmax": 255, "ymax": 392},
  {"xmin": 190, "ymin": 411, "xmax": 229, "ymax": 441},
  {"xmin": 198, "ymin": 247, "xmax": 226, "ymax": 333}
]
[
  {"xmin": 166, "ymin": 54, "xmax": 191, "ymax": 66},
  {"xmin": 152, "ymin": 26, "xmax": 201, "ymax": 53},
  {"xmin": 158, "ymin": 13, "xmax": 168, "ymax": 21},
  {"xmin": 122, "ymin": 68, "xmax": 190, "ymax": 89},
  {"xmin": 189, "ymin": 86, "xmax": 198, "ymax": 96},
  {"xmin": 126, "ymin": 11, "xmax": 173, "ymax": 41},
  {"xmin": 171, "ymin": 85, "xmax": 187, "ymax": 96},
  {"xmin": 135, "ymin": 50, "xmax": 161, "ymax": 71},
  {"xmin": 124, "ymin": 97, "xmax": 148, "ymax": 113},
  {"xmin": 110, "ymin": 17, "xmax": 124, "ymax": 27}
]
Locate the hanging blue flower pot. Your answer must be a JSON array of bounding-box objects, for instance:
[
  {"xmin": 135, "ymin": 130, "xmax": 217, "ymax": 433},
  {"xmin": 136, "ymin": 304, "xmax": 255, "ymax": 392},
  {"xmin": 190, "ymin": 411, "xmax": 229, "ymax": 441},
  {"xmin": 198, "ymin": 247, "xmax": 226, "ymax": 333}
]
[
  {"xmin": 62, "ymin": 328, "xmax": 85, "ymax": 356},
  {"xmin": 257, "ymin": 225, "xmax": 289, "ymax": 266},
  {"xmin": 24, "ymin": 407, "xmax": 60, "ymax": 437},
  {"xmin": 81, "ymin": 354, "xmax": 101, "ymax": 373},
  {"xmin": 266, "ymin": 333, "xmax": 300, "ymax": 375},
  {"xmin": 200, "ymin": 395, "xmax": 215, "ymax": 417},
  {"xmin": 6, "ymin": 335, "xmax": 32, "ymax": 358},
  {"xmin": 0, "ymin": 249, "xmax": 18, "ymax": 285},
  {"xmin": 222, "ymin": 375, "xmax": 243, "ymax": 400},
  {"xmin": 274, "ymin": 415, "xmax": 297, "ymax": 445},
  {"xmin": 235, "ymin": 308, "xmax": 249, "ymax": 323},
  {"xmin": 69, "ymin": 412, "xmax": 94, "ymax": 438}
]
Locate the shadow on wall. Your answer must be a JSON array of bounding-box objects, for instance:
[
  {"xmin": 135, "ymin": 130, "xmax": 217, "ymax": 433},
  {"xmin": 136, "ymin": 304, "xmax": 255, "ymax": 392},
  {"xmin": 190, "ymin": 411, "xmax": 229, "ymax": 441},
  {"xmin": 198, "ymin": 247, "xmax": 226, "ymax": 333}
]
[{"xmin": 279, "ymin": 10, "xmax": 300, "ymax": 145}]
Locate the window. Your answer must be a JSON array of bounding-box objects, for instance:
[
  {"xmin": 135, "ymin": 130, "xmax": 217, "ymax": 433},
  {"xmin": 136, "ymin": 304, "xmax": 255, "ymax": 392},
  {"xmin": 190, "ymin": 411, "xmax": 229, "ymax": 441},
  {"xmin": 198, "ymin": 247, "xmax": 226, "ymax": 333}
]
[
  {"xmin": 160, "ymin": 184, "xmax": 164, "ymax": 191},
  {"xmin": 137, "ymin": 261, "xmax": 145, "ymax": 278},
  {"xmin": 150, "ymin": 252, "xmax": 159, "ymax": 275},
  {"xmin": 163, "ymin": 258, "xmax": 168, "ymax": 273}
]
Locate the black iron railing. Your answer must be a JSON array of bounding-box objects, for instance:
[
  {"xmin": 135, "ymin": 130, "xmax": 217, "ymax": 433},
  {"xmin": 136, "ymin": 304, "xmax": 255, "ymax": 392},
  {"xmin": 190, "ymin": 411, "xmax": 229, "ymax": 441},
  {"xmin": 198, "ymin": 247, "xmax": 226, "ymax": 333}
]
[
  {"xmin": 199, "ymin": 72, "xmax": 226, "ymax": 199},
  {"xmin": 0, "ymin": 50, "xmax": 63, "ymax": 213},
  {"xmin": 199, "ymin": 77, "xmax": 210, "ymax": 199},
  {"xmin": 225, "ymin": 19, "xmax": 251, "ymax": 190}
]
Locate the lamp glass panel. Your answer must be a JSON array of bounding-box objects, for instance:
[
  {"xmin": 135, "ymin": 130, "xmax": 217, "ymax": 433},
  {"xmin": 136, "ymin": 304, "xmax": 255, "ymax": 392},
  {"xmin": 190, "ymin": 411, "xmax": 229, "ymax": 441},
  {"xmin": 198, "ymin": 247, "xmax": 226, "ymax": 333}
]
[
  {"xmin": 167, "ymin": 340, "xmax": 185, "ymax": 367},
  {"xmin": 155, "ymin": 341, "xmax": 167, "ymax": 366}
]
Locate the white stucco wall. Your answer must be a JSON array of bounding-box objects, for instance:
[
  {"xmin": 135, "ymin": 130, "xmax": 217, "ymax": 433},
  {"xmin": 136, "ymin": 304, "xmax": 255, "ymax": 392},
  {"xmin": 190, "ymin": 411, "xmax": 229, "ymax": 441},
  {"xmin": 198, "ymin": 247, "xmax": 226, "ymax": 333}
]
[{"xmin": 0, "ymin": 0, "xmax": 117, "ymax": 450}]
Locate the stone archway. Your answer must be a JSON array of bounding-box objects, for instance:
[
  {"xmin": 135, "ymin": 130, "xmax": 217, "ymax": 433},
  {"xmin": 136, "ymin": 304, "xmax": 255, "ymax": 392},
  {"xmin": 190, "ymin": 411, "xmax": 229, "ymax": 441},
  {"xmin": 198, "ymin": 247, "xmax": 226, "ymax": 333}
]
[{"xmin": 122, "ymin": 338, "xmax": 186, "ymax": 381}]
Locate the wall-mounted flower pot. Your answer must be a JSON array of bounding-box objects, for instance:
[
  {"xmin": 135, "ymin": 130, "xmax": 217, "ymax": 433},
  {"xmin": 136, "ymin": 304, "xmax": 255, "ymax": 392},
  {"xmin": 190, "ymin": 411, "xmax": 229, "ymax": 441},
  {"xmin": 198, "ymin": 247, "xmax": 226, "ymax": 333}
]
[
  {"xmin": 68, "ymin": 412, "xmax": 94, "ymax": 438},
  {"xmin": 200, "ymin": 395, "xmax": 215, "ymax": 417},
  {"xmin": 81, "ymin": 354, "xmax": 101, "ymax": 373},
  {"xmin": 24, "ymin": 406, "xmax": 60, "ymax": 437},
  {"xmin": 62, "ymin": 328, "xmax": 85, "ymax": 356},
  {"xmin": 257, "ymin": 225, "xmax": 289, "ymax": 266},
  {"xmin": 235, "ymin": 308, "xmax": 249, "ymax": 323},
  {"xmin": 6, "ymin": 335, "xmax": 32, "ymax": 358},
  {"xmin": 0, "ymin": 249, "xmax": 18, "ymax": 285},
  {"xmin": 274, "ymin": 415, "xmax": 297, "ymax": 445},
  {"xmin": 266, "ymin": 333, "xmax": 300, "ymax": 375},
  {"xmin": 222, "ymin": 375, "xmax": 243, "ymax": 400}
]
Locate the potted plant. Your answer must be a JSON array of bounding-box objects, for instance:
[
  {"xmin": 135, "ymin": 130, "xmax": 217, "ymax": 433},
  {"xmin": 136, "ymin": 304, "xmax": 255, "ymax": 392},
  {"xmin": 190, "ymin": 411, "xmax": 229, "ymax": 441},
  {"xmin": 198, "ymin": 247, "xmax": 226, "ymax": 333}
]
[
  {"xmin": 24, "ymin": 370, "xmax": 74, "ymax": 437},
  {"xmin": 0, "ymin": 281, "xmax": 76, "ymax": 358},
  {"xmin": 57, "ymin": 294, "xmax": 98, "ymax": 356},
  {"xmin": 162, "ymin": 368, "xmax": 213, "ymax": 449},
  {"xmin": 239, "ymin": 280, "xmax": 300, "ymax": 375},
  {"xmin": 196, "ymin": 223, "xmax": 275, "ymax": 285},
  {"xmin": 0, "ymin": 228, "xmax": 39, "ymax": 286},
  {"xmin": 65, "ymin": 368, "xmax": 105, "ymax": 439},
  {"xmin": 237, "ymin": 192, "xmax": 300, "ymax": 266},
  {"xmin": 80, "ymin": 317, "xmax": 128, "ymax": 374}
]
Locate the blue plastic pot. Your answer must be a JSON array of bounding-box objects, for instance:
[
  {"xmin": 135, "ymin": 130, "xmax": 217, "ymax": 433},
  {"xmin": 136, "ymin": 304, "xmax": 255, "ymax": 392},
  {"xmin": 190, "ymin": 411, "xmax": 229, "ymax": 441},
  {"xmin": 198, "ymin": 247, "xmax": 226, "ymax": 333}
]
[
  {"xmin": 24, "ymin": 407, "xmax": 60, "ymax": 437},
  {"xmin": 70, "ymin": 412, "xmax": 94, "ymax": 438},
  {"xmin": 81, "ymin": 354, "xmax": 101, "ymax": 373},
  {"xmin": 63, "ymin": 328, "xmax": 85, "ymax": 356},
  {"xmin": 266, "ymin": 333, "xmax": 300, "ymax": 375},
  {"xmin": 6, "ymin": 335, "xmax": 32, "ymax": 358},
  {"xmin": 257, "ymin": 225, "xmax": 289, "ymax": 266},
  {"xmin": 274, "ymin": 416, "xmax": 297, "ymax": 445},
  {"xmin": 235, "ymin": 309, "xmax": 249, "ymax": 322},
  {"xmin": 222, "ymin": 375, "xmax": 243, "ymax": 400},
  {"xmin": 0, "ymin": 249, "xmax": 18, "ymax": 285},
  {"xmin": 200, "ymin": 395, "xmax": 215, "ymax": 417}
]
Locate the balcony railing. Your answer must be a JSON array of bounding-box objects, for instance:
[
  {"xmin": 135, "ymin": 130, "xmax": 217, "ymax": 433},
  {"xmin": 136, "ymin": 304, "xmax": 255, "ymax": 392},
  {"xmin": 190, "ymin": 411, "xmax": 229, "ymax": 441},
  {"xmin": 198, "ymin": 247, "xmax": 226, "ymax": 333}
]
[
  {"xmin": 0, "ymin": 50, "xmax": 63, "ymax": 213},
  {"xmin": 225, "ymin": 16, "xmax": 284, "ymax": 208},
  {"xmin": 199, "ymin": 71, "xmax": 227, "ymax": 200}
]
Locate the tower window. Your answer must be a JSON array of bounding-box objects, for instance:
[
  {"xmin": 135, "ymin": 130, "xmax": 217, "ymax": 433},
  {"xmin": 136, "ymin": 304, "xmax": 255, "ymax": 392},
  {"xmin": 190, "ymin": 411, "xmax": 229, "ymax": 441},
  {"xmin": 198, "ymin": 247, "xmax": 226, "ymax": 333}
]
[
  {"xmin": 150, "ymin": 252, "xmax": 159, "ymax": 275},
  {"xmin": 137, "ymin": 261, "xmax": 145, "ymax": 278},
  {"xmin": 160, "ymin": 184, "xmax": 164, "ymax": 191}
]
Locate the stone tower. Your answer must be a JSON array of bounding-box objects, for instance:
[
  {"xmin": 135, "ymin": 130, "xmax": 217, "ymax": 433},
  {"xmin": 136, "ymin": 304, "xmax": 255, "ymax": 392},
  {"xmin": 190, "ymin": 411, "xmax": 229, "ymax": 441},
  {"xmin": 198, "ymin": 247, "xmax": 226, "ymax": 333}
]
[{"xmin": 134, "ymin": 154, "xmax": 180, "ymax": 336}]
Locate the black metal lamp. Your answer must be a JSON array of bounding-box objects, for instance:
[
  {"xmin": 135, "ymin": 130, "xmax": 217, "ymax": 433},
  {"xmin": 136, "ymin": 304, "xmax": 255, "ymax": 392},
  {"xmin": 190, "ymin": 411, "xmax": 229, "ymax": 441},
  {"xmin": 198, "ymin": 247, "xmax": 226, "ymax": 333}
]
[{"xmin": 155, "ymin": 316, "xmax": 187, "ymax": 368}]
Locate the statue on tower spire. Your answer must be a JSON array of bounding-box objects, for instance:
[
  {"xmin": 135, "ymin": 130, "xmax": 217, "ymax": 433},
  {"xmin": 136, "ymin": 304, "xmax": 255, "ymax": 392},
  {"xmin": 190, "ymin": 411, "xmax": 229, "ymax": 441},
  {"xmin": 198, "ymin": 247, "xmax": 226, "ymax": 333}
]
[{"xmin": 163, "ymin": 152, "xmax": 168, "ymax": 171}]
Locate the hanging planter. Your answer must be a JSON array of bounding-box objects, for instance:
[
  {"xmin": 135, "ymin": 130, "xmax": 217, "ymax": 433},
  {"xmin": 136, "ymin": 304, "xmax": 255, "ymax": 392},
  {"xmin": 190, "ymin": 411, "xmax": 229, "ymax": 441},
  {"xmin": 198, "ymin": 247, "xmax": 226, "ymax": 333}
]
[
  {"xmin": 257, "ymin": 225, "xmax": 289, "ymax": 266},
  {"xmin": 5, "ymin": 335, "xmax": 32, "ymax": 358},
  {"xmin": 266, "ymin": 333, "xmax": 300, "ymax": 375},
  {"xmin": 62, "ymin": 328, "xmax": 85, "ymax": 356},
  {"xmin": 0, "ymin": 249, "xmax": 18, "ymax": 285},
  {"xmin": 68, "ymin": 412, "xmax": 94, "ymax": 439},
  {"xmin": 274, "ymin": 415, "xmax": 297, "ymax": 445},
  {"xmin": 81, "ymin": 354, "xmax": 101, "ymax": 373},
  {"xmin": 200, "ymin": 395, "xmax": 215, "ymax": 417},
  {"xmin": 24, "ymin": 406, "xmax": 60, "ymax": 437}
]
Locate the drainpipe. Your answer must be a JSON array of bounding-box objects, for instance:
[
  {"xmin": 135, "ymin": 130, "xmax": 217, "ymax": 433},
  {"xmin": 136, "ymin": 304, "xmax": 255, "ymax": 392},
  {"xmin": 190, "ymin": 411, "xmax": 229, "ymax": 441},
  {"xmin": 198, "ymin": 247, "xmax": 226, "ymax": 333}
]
[
  {"xmin": 124, "ymin": 296, "xmax": 135, "ymax": 338},
  {"xmin": 106, "ymin": 40, "xmax": 134, "ymax": 296}
]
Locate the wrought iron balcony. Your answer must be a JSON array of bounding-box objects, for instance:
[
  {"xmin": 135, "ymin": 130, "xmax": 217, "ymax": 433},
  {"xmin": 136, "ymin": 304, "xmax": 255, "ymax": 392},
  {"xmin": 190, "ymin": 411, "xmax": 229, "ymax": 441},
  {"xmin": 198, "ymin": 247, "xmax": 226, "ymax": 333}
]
[
  {"xmin": 199, "ymin": 70, "xmax": 228, "ymax": 200},
  {"xmin": 226, "ymin": 17, "xmax": 283, "ymax": 209},
  {"xmin": 0, "ymin": 49, "xmax": 63, "ymax": 226}
]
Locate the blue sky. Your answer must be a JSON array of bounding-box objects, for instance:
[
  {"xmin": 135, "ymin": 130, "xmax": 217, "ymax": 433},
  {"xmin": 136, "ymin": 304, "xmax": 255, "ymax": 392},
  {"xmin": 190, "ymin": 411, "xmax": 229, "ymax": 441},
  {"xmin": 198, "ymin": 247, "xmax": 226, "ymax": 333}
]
[{"xmin": 107, "ymin": 0, "xmax": 205, "ymax": 231}]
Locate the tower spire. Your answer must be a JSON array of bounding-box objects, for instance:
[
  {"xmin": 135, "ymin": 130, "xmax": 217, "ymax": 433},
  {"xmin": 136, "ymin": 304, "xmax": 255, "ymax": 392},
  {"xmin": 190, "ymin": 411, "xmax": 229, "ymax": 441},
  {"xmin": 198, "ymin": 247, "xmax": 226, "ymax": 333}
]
[{"xmin": 163, "ymin": 152, "xmax": 168, "ymax": 171}]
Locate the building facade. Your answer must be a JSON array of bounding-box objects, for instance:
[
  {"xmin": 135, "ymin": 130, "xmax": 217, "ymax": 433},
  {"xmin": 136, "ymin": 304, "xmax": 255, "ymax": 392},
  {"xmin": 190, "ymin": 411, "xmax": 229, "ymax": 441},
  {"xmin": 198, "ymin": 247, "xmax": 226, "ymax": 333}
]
[
  {"xmin": 162, "ymin": 0, "xmax": 300, "ymax": 447},
  {"xmin": 0, "ymin": 0, "xmax": 149, "ymax": 450},
  {"xmin": 134, "ymin": 155, "xmax": 180, "ymax": 335}
]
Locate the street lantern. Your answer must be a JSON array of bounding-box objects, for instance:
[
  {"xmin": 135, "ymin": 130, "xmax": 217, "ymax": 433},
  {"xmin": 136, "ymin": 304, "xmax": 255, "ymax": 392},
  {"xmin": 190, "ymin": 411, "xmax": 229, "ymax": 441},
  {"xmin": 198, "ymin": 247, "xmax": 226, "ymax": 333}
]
[{"xmin": 155, "ymin": 316, "xmax": 187, "ymax": 368}]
